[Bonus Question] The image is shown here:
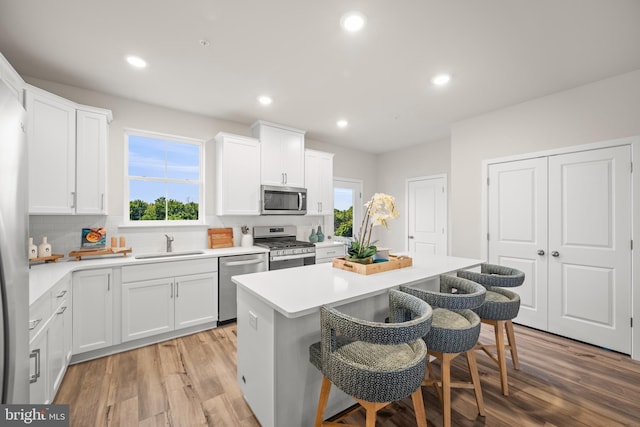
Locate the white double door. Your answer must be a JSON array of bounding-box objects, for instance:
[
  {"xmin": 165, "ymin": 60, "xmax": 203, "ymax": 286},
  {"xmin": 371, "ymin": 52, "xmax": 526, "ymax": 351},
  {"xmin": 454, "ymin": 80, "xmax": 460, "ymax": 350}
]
[{"xmin": 488, "ymin": 145, "xmax": 631, "ymax": 353}]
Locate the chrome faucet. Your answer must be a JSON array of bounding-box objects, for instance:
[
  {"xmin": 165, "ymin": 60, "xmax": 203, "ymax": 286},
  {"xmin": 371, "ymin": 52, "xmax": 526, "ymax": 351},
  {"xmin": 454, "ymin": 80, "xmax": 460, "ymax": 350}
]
[{"xmin": 165, "ymin": 234, "xmax": 174, "ymax": 253}]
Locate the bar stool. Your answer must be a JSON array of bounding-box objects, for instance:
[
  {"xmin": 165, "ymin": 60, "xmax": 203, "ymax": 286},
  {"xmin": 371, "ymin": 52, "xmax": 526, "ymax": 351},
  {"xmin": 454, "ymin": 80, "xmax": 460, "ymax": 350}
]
[
  {"xmin": 309, "ymin": 289, "xmax": 433, "ymax": 427},
  {"xmin": 400, "ymin": 275, "xmax": 487, "ymax": 427},
  {"xmin": 457, "ymin": 263, "xmax": 525, "ymax": 396}
]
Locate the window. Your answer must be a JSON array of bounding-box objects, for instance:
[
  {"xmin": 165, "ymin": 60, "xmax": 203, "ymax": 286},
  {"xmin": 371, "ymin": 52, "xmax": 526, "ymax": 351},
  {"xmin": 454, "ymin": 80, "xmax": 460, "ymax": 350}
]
[
  {"xmin": 333, "ymin": 178, "xmax": 363, "ymax": 241},
  {"xmin": 125, "ymin": 129, "xmax": 203, "ymax": 224}
]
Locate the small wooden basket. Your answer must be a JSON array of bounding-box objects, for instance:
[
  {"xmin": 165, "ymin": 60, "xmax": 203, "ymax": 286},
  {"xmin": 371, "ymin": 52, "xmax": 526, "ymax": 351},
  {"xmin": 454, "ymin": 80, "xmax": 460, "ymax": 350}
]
[{"xmin": 332, "ymin": 255, "xmax": 412, "ymax": 275}]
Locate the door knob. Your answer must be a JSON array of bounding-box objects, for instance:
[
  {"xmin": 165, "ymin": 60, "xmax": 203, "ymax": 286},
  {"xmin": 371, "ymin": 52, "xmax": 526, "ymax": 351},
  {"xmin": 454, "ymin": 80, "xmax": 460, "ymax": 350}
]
[
  {"xmin": 537, "ymin": 249, "xmax": 545, "ymax": 256},
  {"xmin": 551, "ymin": 251, "xmax": 560, "ymax": 257}
]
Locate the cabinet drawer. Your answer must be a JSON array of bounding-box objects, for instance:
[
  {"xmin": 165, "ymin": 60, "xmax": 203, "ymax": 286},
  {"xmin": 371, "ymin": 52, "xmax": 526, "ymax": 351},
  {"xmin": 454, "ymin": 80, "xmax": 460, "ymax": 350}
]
[
  {"xmin": 122, "ymin": 258, "xmax": 217, "ymax": 283},
  {"xmin": 315, "ymin": 245, "xmax": 346, "ymax": 260},
  {"xmin": 51, "ymin": 275, "xmax": 71, "ymax": 304},
  {"xmin": 29, "ymin": 293, "xmax": 52, "ymax": 342}
]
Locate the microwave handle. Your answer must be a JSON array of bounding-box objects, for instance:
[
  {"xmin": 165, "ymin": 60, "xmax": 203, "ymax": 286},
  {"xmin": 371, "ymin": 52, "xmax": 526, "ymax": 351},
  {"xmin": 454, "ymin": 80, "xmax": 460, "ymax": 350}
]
[{"xmin": 298, "ymin": 192, "xmax": 303, "ymax": 211}]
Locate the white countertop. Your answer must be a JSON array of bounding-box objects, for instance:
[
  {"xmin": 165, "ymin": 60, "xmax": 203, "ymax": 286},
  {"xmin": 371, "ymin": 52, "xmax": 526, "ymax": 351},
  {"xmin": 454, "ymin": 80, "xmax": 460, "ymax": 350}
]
[
  {"xmin": 232, "ymin": 254, "xmax": 483, "ymax": 318},
  {"xmin": 29, "ymin": 246, "xmax": 269, "ymax": 305}
]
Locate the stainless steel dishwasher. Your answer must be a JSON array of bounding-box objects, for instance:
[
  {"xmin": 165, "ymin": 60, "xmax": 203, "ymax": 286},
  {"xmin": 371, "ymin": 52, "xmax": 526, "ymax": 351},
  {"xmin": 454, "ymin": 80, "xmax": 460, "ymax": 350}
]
[{"xmin": 218, "ymin": 252, "xmax": 268, "ymax": 323}]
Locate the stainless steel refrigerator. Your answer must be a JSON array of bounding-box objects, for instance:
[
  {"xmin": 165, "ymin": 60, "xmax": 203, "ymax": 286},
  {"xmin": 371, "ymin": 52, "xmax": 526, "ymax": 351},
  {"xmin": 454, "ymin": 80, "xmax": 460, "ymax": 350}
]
[{"xmin": 0, "ymin": 79, "xmax": 29, "ymax": 403}]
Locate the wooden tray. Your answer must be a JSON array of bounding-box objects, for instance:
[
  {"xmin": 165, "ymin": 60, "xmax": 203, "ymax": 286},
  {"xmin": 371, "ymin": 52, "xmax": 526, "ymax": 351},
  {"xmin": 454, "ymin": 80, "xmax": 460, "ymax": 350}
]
[
  {"xmin": 332, "ymin": 255, "xmax": 412, "ymax": 275},
  {"xmin": 208, "ymin": 228, "xmax": 233, "ymax": 248},
  {"xmin": 29, "ymin": 254, "xmax": 64, "ymax": 264},
  {"xmin": 69, "ymin": 247, "xmax": 132, "ymax": 261}
]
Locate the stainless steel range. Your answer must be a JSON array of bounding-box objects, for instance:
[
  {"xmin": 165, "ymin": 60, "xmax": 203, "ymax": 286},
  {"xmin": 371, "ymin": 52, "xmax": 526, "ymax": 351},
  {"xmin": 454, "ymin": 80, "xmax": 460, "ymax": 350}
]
[{"xmin": 254, "ymin": 225, "xmax": 315, "ymax": 270}]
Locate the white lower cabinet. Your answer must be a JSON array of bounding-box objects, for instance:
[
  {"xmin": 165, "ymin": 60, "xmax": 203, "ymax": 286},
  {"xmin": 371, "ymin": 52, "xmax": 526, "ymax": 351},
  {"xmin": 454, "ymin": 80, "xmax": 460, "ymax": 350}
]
[
  {"xmin": 122, "ymin": 278, "xmax": 175, "ymax": 341},
  {"xmin": 122, "ymin": 260, "xmax": 218, "ymax": 343},
  {"xmin": 72, "ymin": 268, "xmax": 113, "ymax": 354},
  {"xmin": 29, "ymin": 274, "xmax": 71, "ymax": 404}
]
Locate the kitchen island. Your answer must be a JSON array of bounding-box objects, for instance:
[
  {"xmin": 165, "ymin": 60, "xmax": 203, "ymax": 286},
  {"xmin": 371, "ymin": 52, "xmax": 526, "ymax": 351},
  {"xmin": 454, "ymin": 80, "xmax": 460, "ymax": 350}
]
[{"xmin": 233, "ymin": 254, "xmax": 483, "ymax": 427}]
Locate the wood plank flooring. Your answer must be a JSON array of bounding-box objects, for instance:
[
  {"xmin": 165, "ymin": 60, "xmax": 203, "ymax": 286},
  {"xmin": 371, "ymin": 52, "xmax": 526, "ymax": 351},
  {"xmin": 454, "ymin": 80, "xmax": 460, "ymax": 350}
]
[{"xmin": 55, "ymin": 323, "xmax": 640, "ymax": 426}]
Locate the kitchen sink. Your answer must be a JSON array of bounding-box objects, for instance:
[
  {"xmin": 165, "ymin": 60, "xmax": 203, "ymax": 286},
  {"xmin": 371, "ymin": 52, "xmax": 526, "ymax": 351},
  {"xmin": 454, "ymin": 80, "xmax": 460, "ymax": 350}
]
[{"xmin": 134, "ymin": 250, "xmax": 205, "ymax": 259}]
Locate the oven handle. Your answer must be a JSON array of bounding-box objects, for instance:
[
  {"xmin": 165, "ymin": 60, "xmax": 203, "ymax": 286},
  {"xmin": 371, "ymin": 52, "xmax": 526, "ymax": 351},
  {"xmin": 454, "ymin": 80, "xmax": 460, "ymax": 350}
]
[
  {"xmin": 272, "ymin": 253, "xmax": 315, "ymax": 261},
  {"xmin": 221, "ymin": 259, "xmax": 266, "ymax": 267}
]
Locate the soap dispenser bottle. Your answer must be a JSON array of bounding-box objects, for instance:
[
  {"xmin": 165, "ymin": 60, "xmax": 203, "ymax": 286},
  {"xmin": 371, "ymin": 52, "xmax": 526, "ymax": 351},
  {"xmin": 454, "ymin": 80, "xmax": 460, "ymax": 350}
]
[
  {"xmin": 38, "ymin": 236, "xmax": 52, "ymax": 258},
  {"xmin": 28, "ymin": 237, "xmax": 38, "ymax": 259}
]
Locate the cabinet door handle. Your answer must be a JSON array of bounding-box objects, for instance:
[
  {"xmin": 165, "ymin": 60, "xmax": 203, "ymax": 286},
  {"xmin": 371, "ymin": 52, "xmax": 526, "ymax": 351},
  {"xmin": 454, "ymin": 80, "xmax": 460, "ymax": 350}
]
[
  {"xmin": 281, "ymin": 173, "xmax": 285, "ymax": 184},
  {"xmin": 29, "ymin": 348, "xmax": 40, "ymax": 384},
  {"xmin": 101, "ymin": 193, "xmax": 105, "ymax": 210},
  {"xmin": 284, "ymin": 172, "xmax": 288, "ymax": 184},
  {"xmin": 107, "ymin": 273, "xmax": 111, "ymax": 291},
  {"xmin": 170, "ymin": 283, "xmax": 174, "ymax": 298},
  {"xmin": 28, "ymin": 318, "xmax": 42, "ymax": 331},
  {"xmin": 56, "ymin": 289, "xmax": 67, "ymax": 298},
  {"xmin": 176, "ymin": 282, "xmax": 179, "ymax": 298},
  {"xmin": 537, "ymin": 249, "xmax": 545, "ymax": 256},
  {"xmin": 56, "ymin": 306, "xmax": 67, "ymax": 315},
  {"xmin": 70, "ymin": 191, "xmax": 76, "ymax": 209},
  {"xmin": 408, "ymin": 235, "xmax": 415, "ymax": 239},
  {"xmin": 551, "ymin": 251, "xmax": 560, "ymax": 257}
]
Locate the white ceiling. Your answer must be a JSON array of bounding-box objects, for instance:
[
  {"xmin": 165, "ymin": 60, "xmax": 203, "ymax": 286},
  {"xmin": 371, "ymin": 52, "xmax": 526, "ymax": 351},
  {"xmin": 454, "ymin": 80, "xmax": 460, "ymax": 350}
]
[{"xmin": 1, "ymin": 0, "xmax": 639, "ymax": 153}]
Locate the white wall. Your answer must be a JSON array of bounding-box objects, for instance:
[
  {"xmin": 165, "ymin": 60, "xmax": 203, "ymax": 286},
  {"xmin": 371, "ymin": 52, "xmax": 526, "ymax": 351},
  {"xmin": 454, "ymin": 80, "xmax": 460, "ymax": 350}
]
[
  {"xmin": 25, "ymin": 77, "xmax": 376, "ymax": 254},
  {"xmin": 450, "ymin": 69, "xmax": 640, "ymax": 258},
  {"xmin": 374, "ymin": 139, "xmax": 450, "ymax": 252}
]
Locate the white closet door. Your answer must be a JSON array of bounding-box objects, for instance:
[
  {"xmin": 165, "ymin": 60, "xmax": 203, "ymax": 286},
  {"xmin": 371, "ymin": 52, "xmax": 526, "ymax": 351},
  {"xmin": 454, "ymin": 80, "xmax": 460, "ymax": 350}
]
[
  {"xmin": 488, "ymin": 158, "xmax": 548, "ymax": 330},
  {"xmin": 407, "ymin": 176, "xmax": 447, "ymax": 256},
  {"xmin": 547, "ymin": 146, "xmax": 631, "ymax": 353}
]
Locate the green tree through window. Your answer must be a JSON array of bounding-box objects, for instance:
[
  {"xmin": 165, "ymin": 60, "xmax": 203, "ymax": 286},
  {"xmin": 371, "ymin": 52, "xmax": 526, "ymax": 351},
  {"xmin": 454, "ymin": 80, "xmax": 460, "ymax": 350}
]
[{"xmin": 334, "ymin": 206, "xmax": 353, "ymax": 237}]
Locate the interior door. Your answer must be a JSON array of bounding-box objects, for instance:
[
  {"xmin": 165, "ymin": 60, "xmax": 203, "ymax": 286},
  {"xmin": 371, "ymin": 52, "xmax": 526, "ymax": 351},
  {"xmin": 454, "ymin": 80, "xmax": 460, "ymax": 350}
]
[
  {"xmin": 547, "ymin": 146, "xmax": 631, "ymax": 353},
  {"xmin": 407, "ymin": 176, "xmax": 447, "ymax": 256},
  {"xmin": 488, "ymin": 158, "xmax": 548, "ymax": 330}
]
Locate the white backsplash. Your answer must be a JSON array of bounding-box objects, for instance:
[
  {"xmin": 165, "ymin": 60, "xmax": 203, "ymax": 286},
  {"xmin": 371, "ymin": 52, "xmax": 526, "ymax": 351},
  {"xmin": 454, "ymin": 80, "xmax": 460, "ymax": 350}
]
[{"xmin": 29, "ymin": 214, "xmax": 333, "ymax": 257}]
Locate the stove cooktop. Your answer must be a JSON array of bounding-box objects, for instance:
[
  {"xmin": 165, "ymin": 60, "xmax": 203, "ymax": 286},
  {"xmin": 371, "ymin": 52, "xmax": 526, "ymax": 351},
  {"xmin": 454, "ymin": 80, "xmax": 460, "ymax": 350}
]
[{"xmin": 254, "ymin": 239, "xmax": 315, "ymax": 250}]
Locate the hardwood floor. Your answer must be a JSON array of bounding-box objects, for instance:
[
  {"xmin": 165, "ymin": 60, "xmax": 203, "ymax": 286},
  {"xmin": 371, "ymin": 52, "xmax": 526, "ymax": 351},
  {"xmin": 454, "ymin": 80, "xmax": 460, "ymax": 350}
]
[{"xmin": 55, "ymin": 323, "xmax": 640, "ymax": 426}]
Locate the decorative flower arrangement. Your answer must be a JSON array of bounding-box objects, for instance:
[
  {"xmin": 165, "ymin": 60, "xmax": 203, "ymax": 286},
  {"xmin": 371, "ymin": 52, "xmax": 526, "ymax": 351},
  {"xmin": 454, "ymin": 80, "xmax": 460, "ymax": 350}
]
[{"xmin": 347, "ymin": 193, "xmax": 399, "ymax": 263}]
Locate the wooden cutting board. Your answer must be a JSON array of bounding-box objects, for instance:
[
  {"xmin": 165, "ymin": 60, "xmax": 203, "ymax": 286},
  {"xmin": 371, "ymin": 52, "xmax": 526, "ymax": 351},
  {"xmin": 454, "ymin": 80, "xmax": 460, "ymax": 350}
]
[{"xmin": 208, "ymin": 228, "xmax": 234, "ymax": 248}]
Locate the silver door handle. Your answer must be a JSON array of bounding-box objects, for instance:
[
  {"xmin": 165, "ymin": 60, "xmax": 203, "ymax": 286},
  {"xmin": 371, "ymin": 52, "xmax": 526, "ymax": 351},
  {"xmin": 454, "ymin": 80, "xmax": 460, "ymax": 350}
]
[
  {"xmin": 29, "ymin": 349, "xmax": 40, "ymax": 384},
  {"xmin": 101, "ymin": 193, "xmax": 105, "ymax": 210},
  {"xmin": 408, "ymin": 236, "xmax": 414, "ymax": 239},
  {"xmin": 56, "ymin": 306, "xmax": 67, "ymax": 315},
  {"xmin": 284, "ymin": 172, "xmax": 288, "ymax": 184},
  {"xmin": 56, "ymin": 289, "xmax": 67, "ymax": 298},
  {"xmin": 537, "ymin": 250, "xmax": 545, "ymax": 256},
  {"xmin": 176, "ymin": 282, "xmax": 179, "ymax": 298},
  {"xmin": 70, "ymin": 191, "xmax": 76, "ymax": 209},
  {"xmin": 551, "ymin": 251, "xmax": 560, "ymax": 257},
  {"xmin": 28, "ymin": 318, "xmax": 42, "ymax": 331},
  {"xmin": 298, "ymin": 192, "xmax": 303, "ymax": 210}
]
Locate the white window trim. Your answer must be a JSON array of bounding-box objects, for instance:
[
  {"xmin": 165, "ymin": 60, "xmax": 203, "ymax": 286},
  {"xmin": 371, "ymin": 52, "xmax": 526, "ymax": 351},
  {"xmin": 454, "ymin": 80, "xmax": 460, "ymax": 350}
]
[
  {"xmin": 124, "ymin": 128, "xmax": 205, "ymax": 226},
  {"xmin": 332, "ymin": 177, "xmax": 363, "ymax": 243}
]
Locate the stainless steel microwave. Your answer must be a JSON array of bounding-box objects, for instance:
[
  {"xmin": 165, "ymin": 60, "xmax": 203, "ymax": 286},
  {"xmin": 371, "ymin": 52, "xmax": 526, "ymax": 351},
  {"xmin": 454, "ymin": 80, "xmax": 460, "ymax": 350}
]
[{"xmin": 261, "ymin": 185, "xmax": 307, "ymax": 215}]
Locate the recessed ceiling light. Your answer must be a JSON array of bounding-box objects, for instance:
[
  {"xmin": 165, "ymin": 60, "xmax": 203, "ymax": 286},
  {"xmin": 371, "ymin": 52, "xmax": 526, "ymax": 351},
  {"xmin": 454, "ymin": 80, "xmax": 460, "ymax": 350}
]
[
  {"xmin": 336, "ymin": 119, "xmax": 349, "ymax": 128},
  {"xmin": 257, "ymin": 95, "xmax": 273, "ymax": 106},
  {"xmin": 340, "ymin": 12, "xmax": 366, "ymax": 32},
  {"xmin": 431, "ymin": 74, "xmax": 451, "ymax": 86},
  {"xmin": 126, "ymin": 55, "xmax": 147, "ymax": 68}
]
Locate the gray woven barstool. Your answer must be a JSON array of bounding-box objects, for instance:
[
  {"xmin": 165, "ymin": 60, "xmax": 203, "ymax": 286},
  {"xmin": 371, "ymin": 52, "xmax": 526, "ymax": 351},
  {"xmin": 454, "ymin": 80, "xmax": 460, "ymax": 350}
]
[
  {"xmin": 400, "ymin": 275, "xmax": 487, "ymax": 427},
  {"xmin": 309, "ymin": 289, "xmax": 433, "ymax": 427},
  {"xmin": 457, "ymin": 263, "xmax": 525, "ymax": 396}
]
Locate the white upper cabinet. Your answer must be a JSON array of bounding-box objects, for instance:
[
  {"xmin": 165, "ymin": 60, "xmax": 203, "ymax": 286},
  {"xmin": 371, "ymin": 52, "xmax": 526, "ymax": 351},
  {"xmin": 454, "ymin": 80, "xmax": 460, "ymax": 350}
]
[
  {"xmin": 0, "ymin": 52, "xmax": 25, "ymax": 103},
  {"xmin": 214, "ymin": 132, "xmax": 261, "ymax": 215},
  {"xmin": 76, "ymin": 108, "xmax": 108, "ymax": 214},
  {"xmin": 25, "ymin": 84, "xmax": 112, "ymax": 215},
  {"xmin": 26, "ymin": 87, "xmax": 77, "ymax": 214},
  {"xmin": 251, "ymin": 121, "xmax": 305, "ymax": 187},
  {"xmin": 305, "ymin": 149, "xmax": 334, "ymax": 215}
]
